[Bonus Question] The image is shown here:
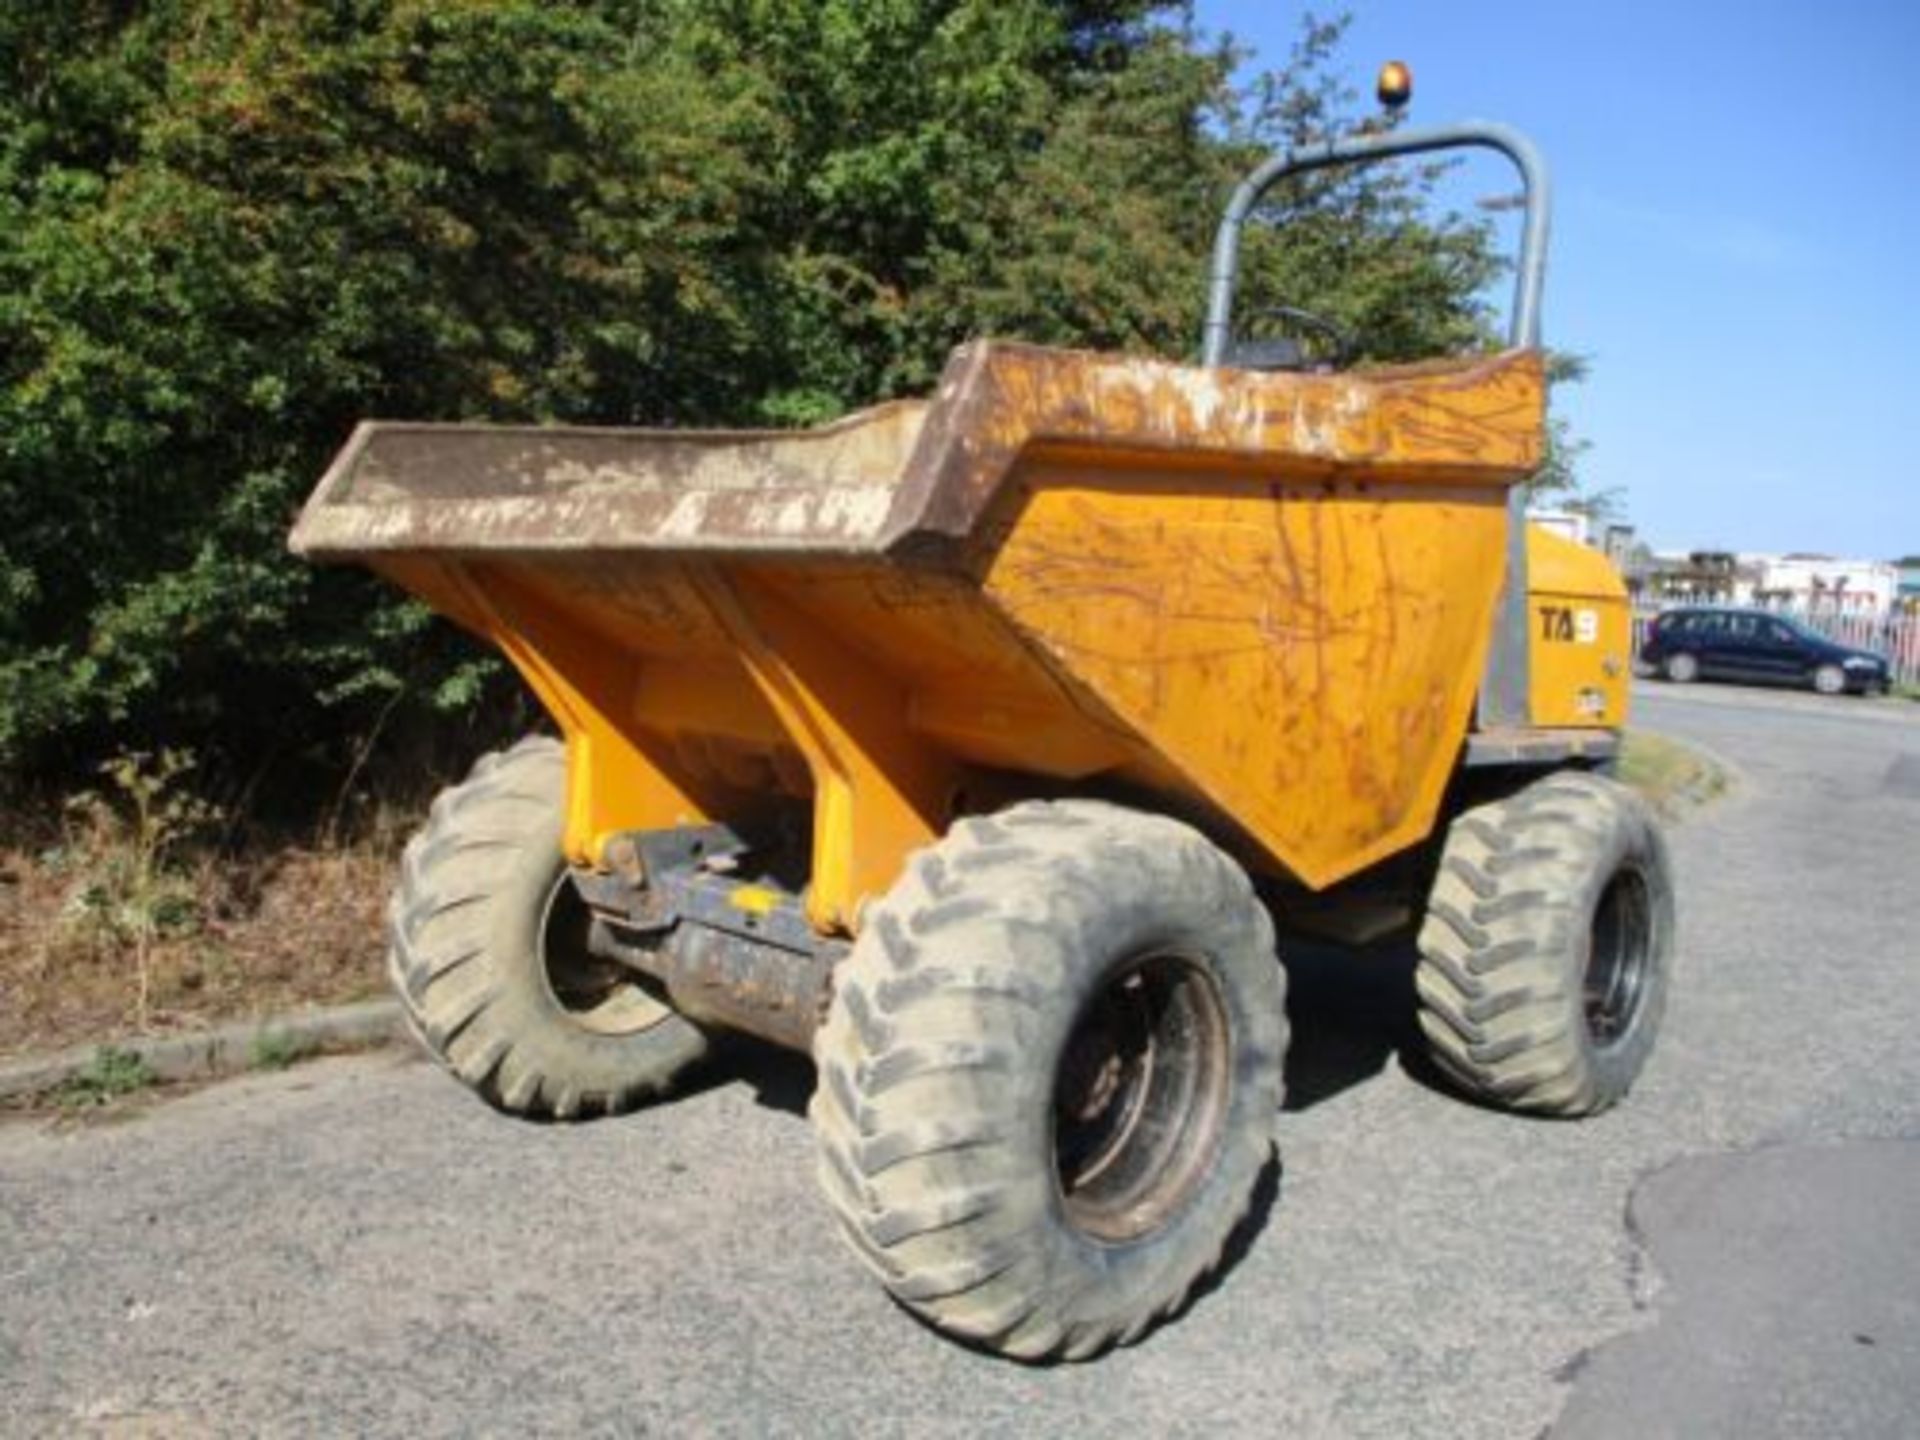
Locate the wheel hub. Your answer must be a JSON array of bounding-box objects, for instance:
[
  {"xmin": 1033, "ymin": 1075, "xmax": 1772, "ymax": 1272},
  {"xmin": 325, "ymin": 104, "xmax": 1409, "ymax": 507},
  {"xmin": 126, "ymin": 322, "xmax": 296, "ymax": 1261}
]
[
  {"xmin": 1583, "ymin": 868, "xmax": 1653, "ymax": 1048},
  {"xmin": 538, "ymin": 876, "xmax": 674, "ymax": 1037},
  {"xmin": 1053, "ymin": 953, "xmax": 1231, "ymax": 1243}
]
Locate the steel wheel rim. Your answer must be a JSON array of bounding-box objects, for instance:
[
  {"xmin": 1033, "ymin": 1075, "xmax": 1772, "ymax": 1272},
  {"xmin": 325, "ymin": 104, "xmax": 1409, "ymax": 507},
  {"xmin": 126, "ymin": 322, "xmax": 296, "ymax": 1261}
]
[
  {"xmin": 1815, "ymin": 665, "xmax": 1844, "ymax": 695},
  {"xmin": 1583, "ymin": 868, "xmax": 1653, "ymax": 1050},
  {"xmin": 538, "ymin": 874, "xmax": 672, "ymax": 1037},
  {"xmin": 1053, "ymin": 952, "xmax": 1232, "ymax": 1243}
]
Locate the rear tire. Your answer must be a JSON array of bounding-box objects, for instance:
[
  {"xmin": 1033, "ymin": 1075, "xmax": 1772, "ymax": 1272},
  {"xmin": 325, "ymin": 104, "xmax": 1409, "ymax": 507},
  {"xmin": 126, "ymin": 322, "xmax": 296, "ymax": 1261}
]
[
  {"xmin": 810, "ymin": 800, "xmax": 1286, "ymax": 1361},
  {"xmin": 1663, "ymin": 652, "xmax": 1698, "ymax": 684},
  {"xmin": 389, "ymin": 735, "xmax": 708, "ymax": 1118},
  {"xmin": 1414, "ymin": 771, "xmax": 1674, "ymax": 1117}
]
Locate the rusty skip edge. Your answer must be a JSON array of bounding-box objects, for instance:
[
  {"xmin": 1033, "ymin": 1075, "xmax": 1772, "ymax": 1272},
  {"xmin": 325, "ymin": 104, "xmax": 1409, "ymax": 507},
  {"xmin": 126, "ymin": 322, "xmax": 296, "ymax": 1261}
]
[{"xmin": 287, "ymin": 341, "xmax": 1546, "ymax": 567}]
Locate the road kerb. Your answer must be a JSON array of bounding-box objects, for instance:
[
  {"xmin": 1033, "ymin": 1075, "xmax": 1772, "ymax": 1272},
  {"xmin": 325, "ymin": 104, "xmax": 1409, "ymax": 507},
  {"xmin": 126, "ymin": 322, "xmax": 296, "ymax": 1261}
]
[{"xmin": 0, "ymin": 999, "xmax": 405, "ymax": 1102}]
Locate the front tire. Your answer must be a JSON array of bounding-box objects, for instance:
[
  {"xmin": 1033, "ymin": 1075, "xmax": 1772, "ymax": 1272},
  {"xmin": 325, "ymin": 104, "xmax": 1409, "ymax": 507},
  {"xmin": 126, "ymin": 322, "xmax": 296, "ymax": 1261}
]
[
  {"xmin": 1663, "ymin": 652, "xmax": 1699, "ymax": 684},
  {"xmin": 810, "ymin": 800, "xmax": 1286, "ymax": 1361},
  {"xmin": 1414, "ymin": 771, "xmax": 1675, "ymax": 1117},
  {"xmin": 1812, "ymin": 663, "xmax": 1846, "ymax": 696},
  {"xmin": 388, "ymin": 735, "xmax": 708, "ymax": 1118}
]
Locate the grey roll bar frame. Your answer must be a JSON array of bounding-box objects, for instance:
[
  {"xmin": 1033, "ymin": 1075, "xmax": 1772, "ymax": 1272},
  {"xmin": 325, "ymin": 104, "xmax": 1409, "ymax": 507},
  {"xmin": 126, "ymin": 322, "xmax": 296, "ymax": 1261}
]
[
  {"xmin": 1200, "ymin": 119, "xmax": 1551, "ymax": 364},
  {"xmin": 1199, "ymin": 119, "xmax": 1554, "ymax": 732}
]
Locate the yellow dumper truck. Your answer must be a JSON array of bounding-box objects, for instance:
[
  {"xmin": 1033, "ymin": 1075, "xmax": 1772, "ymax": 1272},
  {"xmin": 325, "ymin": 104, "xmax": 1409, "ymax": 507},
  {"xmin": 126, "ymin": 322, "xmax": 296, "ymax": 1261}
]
[{"xmin": 292, "ymin": 105, "xmax": 1672, "ymax": 1360}]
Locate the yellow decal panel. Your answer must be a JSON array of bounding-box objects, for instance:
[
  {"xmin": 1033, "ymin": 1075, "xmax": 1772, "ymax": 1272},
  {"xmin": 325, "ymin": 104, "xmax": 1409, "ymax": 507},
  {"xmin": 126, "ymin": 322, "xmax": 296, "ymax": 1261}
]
[{"xmin": 1525, "ymin": 526, "xmax": 1631, "ymax": 728}]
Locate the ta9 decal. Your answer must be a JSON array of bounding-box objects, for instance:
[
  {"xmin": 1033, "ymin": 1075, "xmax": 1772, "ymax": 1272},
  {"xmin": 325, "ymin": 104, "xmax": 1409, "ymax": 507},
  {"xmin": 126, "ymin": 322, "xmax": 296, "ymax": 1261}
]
[{"xmin": 1539, "ymin": 605, "xmax": 1600, "ymax": 644}]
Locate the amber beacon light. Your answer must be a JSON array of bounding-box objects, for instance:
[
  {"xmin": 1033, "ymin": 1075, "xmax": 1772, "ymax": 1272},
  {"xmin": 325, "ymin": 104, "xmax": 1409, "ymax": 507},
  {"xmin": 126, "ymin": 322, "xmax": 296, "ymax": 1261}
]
[{"xmin": 1377, "ymin": 59, "xmax": 1413, "ymax": 110}]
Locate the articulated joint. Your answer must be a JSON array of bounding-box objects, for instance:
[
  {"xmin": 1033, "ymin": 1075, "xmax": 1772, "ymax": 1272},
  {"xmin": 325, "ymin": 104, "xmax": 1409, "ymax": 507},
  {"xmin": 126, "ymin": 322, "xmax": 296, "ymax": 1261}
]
[{"xmin": 572, "ymin": 825, "xmax": 842, "ymax": 1053}]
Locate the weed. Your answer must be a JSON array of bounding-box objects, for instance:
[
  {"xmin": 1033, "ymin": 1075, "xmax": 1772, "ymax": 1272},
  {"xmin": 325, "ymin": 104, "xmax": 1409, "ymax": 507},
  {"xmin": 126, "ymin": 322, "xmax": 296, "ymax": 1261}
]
[
  {"xmin": 53, "ymin": 1045, "xmax": 156, "ymax": 1108},
  {"xmin": 59, "ymin": 749, "xmax": 221, "ymax": 1032},
  {"xmin": 1619, "ymin": 731, "xmax": 1729, "ymax": 817},
  {"xmin": 249, "ymin": 1029, "xmax": 310, "ymax": 1071}
]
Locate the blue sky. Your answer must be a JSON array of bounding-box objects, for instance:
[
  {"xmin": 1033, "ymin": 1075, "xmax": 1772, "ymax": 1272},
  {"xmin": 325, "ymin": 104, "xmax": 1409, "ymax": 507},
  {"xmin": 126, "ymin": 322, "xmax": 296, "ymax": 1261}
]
[{"xmin": 1194, "ymin": 1, "xmax": 1919, "ymax": 559}]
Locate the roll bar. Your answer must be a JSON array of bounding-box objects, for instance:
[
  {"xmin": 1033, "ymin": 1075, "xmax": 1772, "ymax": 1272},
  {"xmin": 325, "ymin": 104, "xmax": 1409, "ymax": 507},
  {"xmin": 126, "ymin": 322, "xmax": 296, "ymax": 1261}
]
[{"xmin": 1199, "ymin": 121, "xmax": 1552, "ymax": 365}]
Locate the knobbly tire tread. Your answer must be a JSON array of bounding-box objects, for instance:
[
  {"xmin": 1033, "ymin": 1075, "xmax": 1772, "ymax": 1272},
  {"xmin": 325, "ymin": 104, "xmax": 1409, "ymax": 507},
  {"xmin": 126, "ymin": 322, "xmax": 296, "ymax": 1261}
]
[
  {"xmin": 1414, "ymin": 771, "xmax": 1675, "ymax": 1117},
  {"xmin": 810, "ymin": 800, "xmax": 1287, "ymax": 1362},
  {"xmin": 388, "ymin": 735, "xmax": 706, "ymax": 1119}
]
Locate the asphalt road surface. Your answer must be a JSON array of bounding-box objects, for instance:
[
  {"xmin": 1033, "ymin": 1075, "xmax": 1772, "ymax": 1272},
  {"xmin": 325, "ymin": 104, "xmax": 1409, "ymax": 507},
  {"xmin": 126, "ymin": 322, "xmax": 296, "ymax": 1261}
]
[{"xmin": 4, "ymin": 683, "xmax": 1918, "ymax": 1438}]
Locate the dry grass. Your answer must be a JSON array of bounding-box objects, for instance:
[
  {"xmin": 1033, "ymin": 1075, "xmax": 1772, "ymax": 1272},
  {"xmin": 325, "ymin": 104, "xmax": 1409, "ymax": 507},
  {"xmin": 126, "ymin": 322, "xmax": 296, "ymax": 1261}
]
[{"xmin": 1, "ymin": 815, "xmax": 406, "ymax": 1063}]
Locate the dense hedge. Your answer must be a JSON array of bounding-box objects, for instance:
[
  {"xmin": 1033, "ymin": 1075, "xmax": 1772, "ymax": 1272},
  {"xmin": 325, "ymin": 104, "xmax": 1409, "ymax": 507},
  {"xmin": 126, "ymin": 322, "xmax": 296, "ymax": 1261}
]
[{"xmin": 0, "ymin": 2, "xmax": 1498, "ymax": 800}]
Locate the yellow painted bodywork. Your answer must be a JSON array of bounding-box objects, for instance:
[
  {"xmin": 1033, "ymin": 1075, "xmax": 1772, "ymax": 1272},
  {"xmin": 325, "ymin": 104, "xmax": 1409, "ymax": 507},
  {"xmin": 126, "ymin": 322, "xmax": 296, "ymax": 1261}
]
[
  {"xmin": 980, "ymin": 466, "xmax": 1509, "ymax": 885},
  {"xmin": 305, "ymin": 342, "xmax": 1592, "ymax": 934},
  {"xmin": 1524, "ymin": 526, "xmax": 1632, "ymax": 728}
]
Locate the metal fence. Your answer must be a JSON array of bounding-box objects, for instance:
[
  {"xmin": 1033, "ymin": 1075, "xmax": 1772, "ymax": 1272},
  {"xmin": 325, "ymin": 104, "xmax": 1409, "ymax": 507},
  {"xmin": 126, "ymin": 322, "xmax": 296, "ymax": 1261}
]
[{"xmin": 1630, "ymin": 607, "xmax": 1920, "ymax": 689}]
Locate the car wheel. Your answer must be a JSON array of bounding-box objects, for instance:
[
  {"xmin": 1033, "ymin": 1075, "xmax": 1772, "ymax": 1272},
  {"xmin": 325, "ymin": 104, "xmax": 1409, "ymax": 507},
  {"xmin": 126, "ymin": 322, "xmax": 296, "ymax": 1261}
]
[
  {"xmin": 1812, "ymin": 663, "xmax": 1846, "ymax": 696},
  {"xmin": 1663, "ymin": 652, "xmax": 1699, "ymax": 684}
]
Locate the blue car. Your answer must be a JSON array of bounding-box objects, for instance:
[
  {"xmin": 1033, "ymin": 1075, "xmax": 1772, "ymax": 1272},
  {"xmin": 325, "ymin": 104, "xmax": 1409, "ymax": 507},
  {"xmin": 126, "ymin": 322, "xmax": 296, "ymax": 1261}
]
[{"xmin": 1641, "ymin": 607, "xmax": 1892, "ymax": 695}]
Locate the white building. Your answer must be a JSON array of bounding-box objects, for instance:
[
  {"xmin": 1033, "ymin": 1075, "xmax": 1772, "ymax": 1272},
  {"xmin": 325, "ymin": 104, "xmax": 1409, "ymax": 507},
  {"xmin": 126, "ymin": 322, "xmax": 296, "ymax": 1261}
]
[
  {"xmin": 1632, "ymin": 549, "xmax": 1901, "ymax": 613},
  {"xmin": 1748, "ymin": 554, "xmax": 1898, "ymax": 613}
]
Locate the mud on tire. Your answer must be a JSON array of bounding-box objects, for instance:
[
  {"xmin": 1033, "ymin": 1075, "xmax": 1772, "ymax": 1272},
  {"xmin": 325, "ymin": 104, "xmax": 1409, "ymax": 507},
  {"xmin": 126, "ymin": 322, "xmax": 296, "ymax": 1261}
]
[
  {"xmin": 1415, "ymin": 771, "xmax": 1675, "ymax": 1117},
  {"xmin": 389, "ymin": 735, "xmax": 707, "ymax": 1119},
  {"xmin": 810, "ymin": 800, "xmax": 1287, "ymax": 1361}
]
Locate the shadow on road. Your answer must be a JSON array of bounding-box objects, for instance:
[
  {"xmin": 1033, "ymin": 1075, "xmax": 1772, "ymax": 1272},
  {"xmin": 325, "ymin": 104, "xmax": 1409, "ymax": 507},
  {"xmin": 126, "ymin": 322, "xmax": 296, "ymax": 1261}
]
[
  {"xmin": 692, "ymin": 1034, "xmax": 815, "ymax": 1116},
  {"xmin": 1281, "ymin": 934, "xmax": 1424, "ymax": 1112},
  {"xmin": 683, "ymin": 933, "xmax": 1436, "ymax": 1122}
]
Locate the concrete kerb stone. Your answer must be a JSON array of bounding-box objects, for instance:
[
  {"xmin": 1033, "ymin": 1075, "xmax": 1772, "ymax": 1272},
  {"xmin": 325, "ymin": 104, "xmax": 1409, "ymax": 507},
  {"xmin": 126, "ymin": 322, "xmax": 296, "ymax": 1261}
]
[{"xmin": 0, "ymin": 998, "xmax": 405, "ymax": 1102}]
